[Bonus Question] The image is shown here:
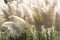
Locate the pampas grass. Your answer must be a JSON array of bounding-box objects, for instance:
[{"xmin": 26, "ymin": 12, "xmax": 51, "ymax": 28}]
[{"xmin": 0, "ymin": 0, "xmax": 60, "ymax": 40}]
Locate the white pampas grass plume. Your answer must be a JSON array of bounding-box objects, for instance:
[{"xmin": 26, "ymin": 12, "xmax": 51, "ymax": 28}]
[
  {"xmin": 8, "ymin": 15, "xmax": 30, "ymax": 29},
  {"xmin": 0, "ymin": 10, "xmax": 8, "ymax": 31},
  {"xmin": 16, "ymin": 5, "xmax": 25, "ymax": 18},
  {"xmin": 18, "ymin": 3, "xmax": 34, "ymax": 24},
  {"xmin": 55, "ymin": 12, "xmax": 60, "ymax": 31},
  {"xmin": 32, "ymin": 7, "xmax": 42, "ymax": 31},
  {"xmin": 2, "ymin": 21, "xmax": 23, "ymax": 37},
  {"xmin": 7, "ymin": 2, "xmax": 17, "ymax": 16},
  {"xmin": 41, "ymin": 25, "xmax": 46, "ymax": 37},
  {"xmin": 8, "ymin": 15, "xmax": 34, "ymax": 34},
  {"xmin": 0, "ymin": 0, "xmax": 8, "ymax": 10},
  {"xmin": 0, "ymin": 10, "xmax": 7, "ymax": 22},
  {"xmin": 47, "ymin": 26, "xmax": 54, "ymax": 37}
]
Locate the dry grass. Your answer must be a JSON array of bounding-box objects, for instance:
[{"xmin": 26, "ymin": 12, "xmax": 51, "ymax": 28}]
[{"xmin": 0, "ymin": 0, "xmax": 60, "ymax": 40}]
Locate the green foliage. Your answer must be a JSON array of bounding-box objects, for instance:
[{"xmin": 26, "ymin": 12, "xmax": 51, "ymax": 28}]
[{"xmin": 0, "ymin": 31, "xmax": 60, "ymax": 40}]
